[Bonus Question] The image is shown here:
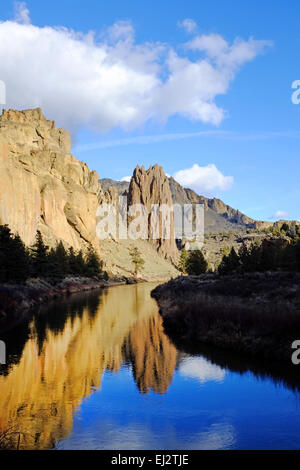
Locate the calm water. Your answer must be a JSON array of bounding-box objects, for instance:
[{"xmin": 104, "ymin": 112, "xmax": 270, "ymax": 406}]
[{"xmin": 1, "ymin": 282, "xmax": 300, "ymax": 450}]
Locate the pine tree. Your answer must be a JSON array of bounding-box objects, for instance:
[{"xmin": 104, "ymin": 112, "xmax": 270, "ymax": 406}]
[
  {"xmin": 228, "ymin": 247, "xmax": 240, "ymax": 271},
  {"xmin": 85, "ymin": 246, "xmax": 103, "ymax": 278},
  {"xmin": 186, "ymin": 249, "xmax": 208, "ymax": 275},
  {"xmin": 9, "ymin": 234, "xmax": 30, "ymax": 283},
  {"xmin": 55, "ymin": 241, "xmax": 69, "ymax": 276},
  {"xmin": 68, "ymin": 247, "xmax": 78, "ymax": 275},
  {"xmin": 0, "ymin": 226, "xmax": 30, "ymax": 283},
  {"xmin": 31, "ymin": 230, "xmax": 49, "ymax": 277},
  {"xmin": 129, "ymin": 246, "xmax": 145, "ymax": 278},
  {"xmin": 47, "ymin": 247, "xmax": 64, "ymax": 284},
  {"xmin": 75, "ymin": 250, "xmax": 87, "ymax": 276},
  {"xmin": 178, "ymin": 247, "xmax": 189, "ymax": 274},
  {"xmin": 218, "ymin": 248, "xmax": 240, "ymax": 275}
]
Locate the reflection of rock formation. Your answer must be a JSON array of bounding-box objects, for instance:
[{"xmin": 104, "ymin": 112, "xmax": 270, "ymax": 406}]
[
  {"xmin": 0, "ymin": 284, "xmax": 177, "ymax": 449},
  {"xmin": 125, "ymin": 315, "xmax": 177, "ymax": 394}
]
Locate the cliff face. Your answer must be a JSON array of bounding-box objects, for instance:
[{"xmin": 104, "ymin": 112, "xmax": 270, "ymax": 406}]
[
  {"xmin": 128, "ymin": 164, "xmax": 178, "ymax": 262},
  {"xmin": 0, "ymin": 108, "xmax": 103, "ymax": 251}
]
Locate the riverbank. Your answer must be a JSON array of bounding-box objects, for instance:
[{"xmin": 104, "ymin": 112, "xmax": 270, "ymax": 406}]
[
  {"xmin": 151, "ymin": 272, "xmax": 300, "ymax": 363},
  {"xmin": 0, "ymin": 276, "xmax": 126, "ymax": 331}
]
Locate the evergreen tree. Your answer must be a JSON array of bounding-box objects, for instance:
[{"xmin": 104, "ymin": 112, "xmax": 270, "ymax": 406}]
[
  {"xmin": 47, "ymin": 247, "xmax": 64, "ymax": 284},
  {"xmin": 186, "ymin": 249, "xmax": 208, "ymax": 275},
  {"xmin": 55, "ymin": 241, "xmax": 69, "ymax": 276},
  {"xmin": 0, "ymin": 226, "xmax": 30, "ymax": 283},
  {"xmin": 9, "ymin": 234, "xmax": 30, "ymax": 283},
  {"xmin": 129, "ymin": 246, "xmax": 145, "ymax": 278},
  {"xmin": 218, "ymin": 248, "xmax": 240, "ymax": 275},
  {"xmin": 178, "ymin": 247, "xmax": 189, "ymax": 274},
  {"xmin": 31, "ymin": 230, "xmax": 49, "ymax": 277},
  {"xmin": 75, "ymin": 250, "xmax": 87, "ymax": 276},
  {"xmin": 85, "ymin": 246, "xmax": 103, "ymax": 278},
  {"xmin": 238, "ymin": 243, "xmax": 250, "ymax": 272},
  {"xmin": 68, "ymin": 247, "xmax": 79, "ymax": 275}
]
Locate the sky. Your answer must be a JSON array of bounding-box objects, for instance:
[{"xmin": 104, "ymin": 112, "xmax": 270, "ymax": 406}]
[{"xmin": 1, "ymin": 0, "xmax": 300, "ymax": 222}]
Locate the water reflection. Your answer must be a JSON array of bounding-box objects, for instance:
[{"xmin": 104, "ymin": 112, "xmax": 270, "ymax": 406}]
[
  {"xmin": 1, "ymin": 283, "xmax": 300, "ymax": 450},
  {"xmin": 0, "ymin": 284, "xmax": 177, "ymax": 449},
  {"xmin": 179, "ymin": 357, "xmax": 226, "ymax": 384}
]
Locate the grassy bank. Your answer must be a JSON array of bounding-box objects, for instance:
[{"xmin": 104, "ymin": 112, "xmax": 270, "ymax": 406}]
[{"xmin": 151, "ymin": 272, "xmax": 300, "ymax": 363}]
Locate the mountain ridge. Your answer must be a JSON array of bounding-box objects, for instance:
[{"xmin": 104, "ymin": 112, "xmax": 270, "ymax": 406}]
[{"xmin": 100, "ymin": 175, "xmax": 274, "ymax": 234}]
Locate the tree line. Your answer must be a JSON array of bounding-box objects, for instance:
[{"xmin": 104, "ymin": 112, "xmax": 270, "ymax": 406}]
[
  {"xmin": 218, "ymin": 237, "xmax": 300, "ymax": 275},
  {"xmin": 178, "ymin": 223, "xmax": 300, "ymax": 276},
  {"xmin": 0, "ymin": 224, "xmax": 106, "ymax": 284}
]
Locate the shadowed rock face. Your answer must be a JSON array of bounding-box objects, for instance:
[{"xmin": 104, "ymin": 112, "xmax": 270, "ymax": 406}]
[
  {"xmin": 0, "ymin": 108, "xmax": 104, "ymax": 251},
  {"xmin": 128, "ymin": 164, "xmax": 178, "ymax": 262}
]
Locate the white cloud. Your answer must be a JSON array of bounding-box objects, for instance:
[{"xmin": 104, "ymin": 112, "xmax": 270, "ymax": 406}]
[
  {"xmin": 178, "ymin": 18, "xmax": 197, "ymax": 34},
  {"xmin": 274, "ymin": 210, "xmax": 289, "ymax": 219},
  {"xmin": 13, "ymin": 1, "xmax": 30, "ymax": 25},
  {"xmin": 173, "ymin": 163, "xmax": 233, "ymax": 194},
  {"xmin": 186, "ymin": 33, "xmax": 272, "ymax": 69},
  {"xmin": 121, "ymin": 176, "xmax": 131, "ymax": 182},
  {"xmin": 0, "ymin": 4, "xmax": 271, "ymax": 134}
]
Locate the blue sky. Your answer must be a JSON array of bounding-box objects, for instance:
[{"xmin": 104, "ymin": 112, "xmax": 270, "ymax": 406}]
[{"xmin": 1, "ymin": 0, "xmax": 300, "ymax": 221}]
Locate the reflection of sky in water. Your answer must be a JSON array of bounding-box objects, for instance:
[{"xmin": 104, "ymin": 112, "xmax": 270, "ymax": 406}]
[
  {"xmin": 57, "ymin": 364, "xmax": 236, "ymax": 450},
  {"xmin": 179, "ymin": 357, "xmax": 226, "ymax": 384},
  {"xmin": 58, "ymin": 358, "xmax": 300, "ymax": 450}
]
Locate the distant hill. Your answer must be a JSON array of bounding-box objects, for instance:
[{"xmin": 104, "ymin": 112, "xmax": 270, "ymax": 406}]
[{"xmin": 99, "ymin": 178, "xmax": 130, "ymax": 195}]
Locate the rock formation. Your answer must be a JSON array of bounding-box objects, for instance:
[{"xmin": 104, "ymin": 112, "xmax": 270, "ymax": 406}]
[
  {"xmin": 128, "ymin": 164, "xmax": 178, "ymax": 262},
  {"xmin": 0, "ymin": 108, "xmax": 104, "ymax": 251}
]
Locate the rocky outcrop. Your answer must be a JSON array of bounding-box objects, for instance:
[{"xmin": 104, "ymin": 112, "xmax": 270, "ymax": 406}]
[
  {"xmin": 128, "ymin": 165, "xmax": 178, "ymax": 262},
  {"xmin": 0, "ymin": 108, "xmax": 104, "ymax": 251}
]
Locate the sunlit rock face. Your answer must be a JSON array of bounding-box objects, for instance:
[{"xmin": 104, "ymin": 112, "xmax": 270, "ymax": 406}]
[
  {"xmin": 128, "ymin": 165, "xmax": 178, "ymax": 262},
  {"xmin": 0, "ymin": 108, "xmax": 104, "ymax": 251},
  {"xmin": 0, "ymin": 284, "xmax": 177, "ymax": 449}
]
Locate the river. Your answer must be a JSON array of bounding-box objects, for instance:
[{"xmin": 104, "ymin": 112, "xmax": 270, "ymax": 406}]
[{"xmin": 0, "ymin": 282, "xmax": 300, "ymax": 450}]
